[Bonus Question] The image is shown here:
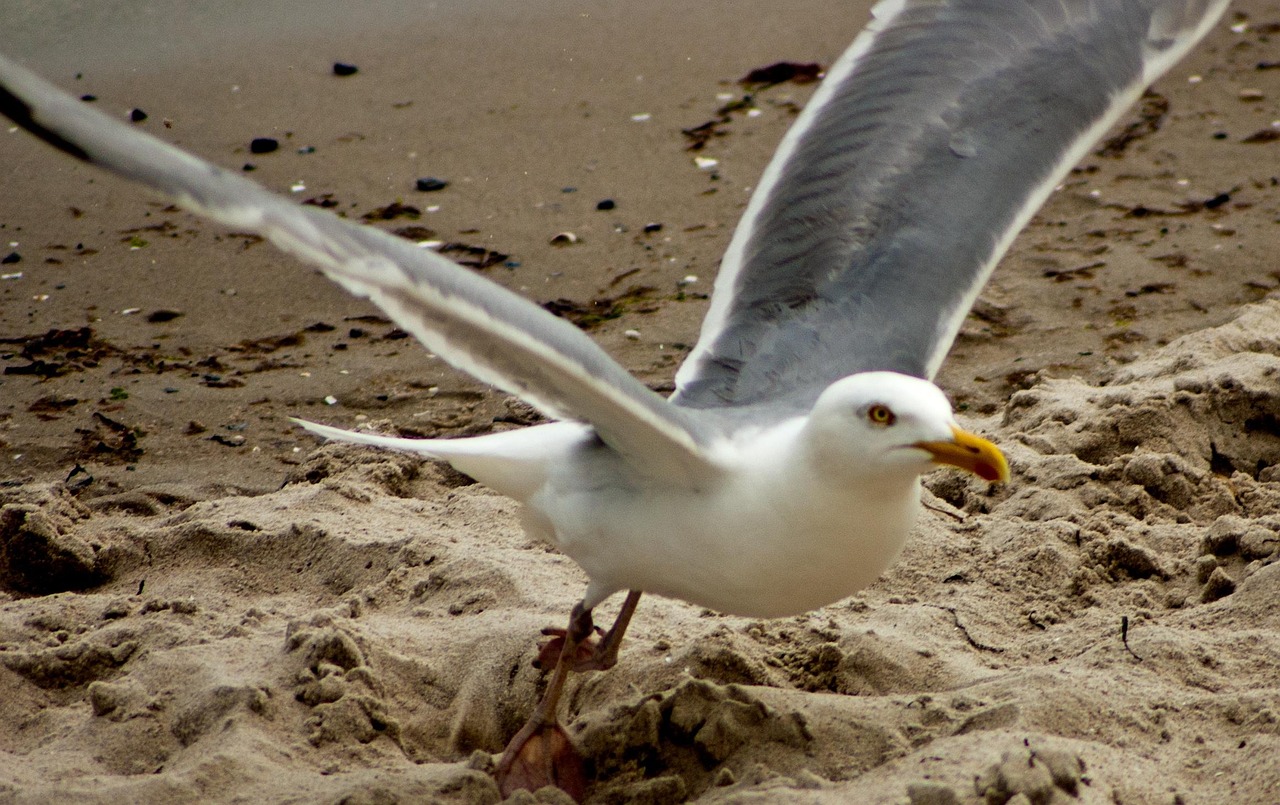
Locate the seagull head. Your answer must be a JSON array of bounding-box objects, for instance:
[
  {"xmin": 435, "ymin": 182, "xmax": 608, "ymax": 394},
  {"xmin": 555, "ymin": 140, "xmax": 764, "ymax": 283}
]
[{"xmin": 805, "ymin": 371, "xmax": 1009, "ymax": 484}]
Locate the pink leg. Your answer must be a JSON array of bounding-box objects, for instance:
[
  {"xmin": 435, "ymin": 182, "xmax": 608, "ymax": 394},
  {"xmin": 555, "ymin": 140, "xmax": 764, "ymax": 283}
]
[{"xmin": 495, "ymin": 591, "xmax": 643, "ymax": 801}]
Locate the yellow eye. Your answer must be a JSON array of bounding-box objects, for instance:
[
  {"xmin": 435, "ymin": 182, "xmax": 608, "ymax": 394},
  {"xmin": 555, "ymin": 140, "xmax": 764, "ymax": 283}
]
[{"xmin": 867, "ymin": 404, "xmax": 895, "ymax": 426}]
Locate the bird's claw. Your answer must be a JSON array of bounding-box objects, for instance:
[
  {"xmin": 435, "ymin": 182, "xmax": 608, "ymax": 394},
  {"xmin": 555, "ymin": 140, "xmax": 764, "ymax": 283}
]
[
  {"xmin": 535, "ymin": 625, "xmax": 609, "ymax": 671},
  {"xmin": 496, "ymin": 721, "xmax": 587, "ymax": 801}
]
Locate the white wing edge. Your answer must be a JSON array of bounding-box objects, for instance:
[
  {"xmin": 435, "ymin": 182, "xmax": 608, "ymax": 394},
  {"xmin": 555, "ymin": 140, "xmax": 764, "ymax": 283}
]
[
  {"xmin": 674, "ymin": 0, "xmax": 909, "ymax": 393},
  {"xmin": 919, "ymin": 0, "xmax": 1230, "ymax": 379}
]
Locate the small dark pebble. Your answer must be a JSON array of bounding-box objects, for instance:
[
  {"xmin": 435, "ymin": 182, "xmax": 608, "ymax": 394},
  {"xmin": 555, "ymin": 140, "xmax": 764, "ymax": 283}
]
[
  {"xmin": 1212, "ymin": 131, "xmax": 1229, "ymax": 140},
  {"xmin": 243, "ymin": 163, "xmax": 257, "ymax": 172},
  {"xmin": 333, "ymin": 62, "xmax": 359, "ymax": 76},
  {"xmin": 643, "ymin": 222, "xmax": 664, "ymax": 234},
  {"xmin": 348, "ymin": 328, "xmax": 367, "ymax": 339},
  {"xmin": 1204, "ymin": 192, "xmax": 1231, "ymax": 210},
  {"xmin": 305, "ymin": 321, "xmax": 336, "ymax": 333},
  {"xmin": 333, "ymin": 343, "xmax": 348, "ymax": 351},
  {"xmin": 163, "ymin": 387, "xmax": 179, "ymax": 394},
  {"xmin": 79, "ymin": 94, "xmax": 97, "ymax": 102},
  {"xmin": 129, "ymin": 108, "xmax": 148, "ymax": 123},
  {"xmin": 596, "ymin": 199, "xmax": 616, "ymax": 211},
  {"xmin": 415, "ymin": 177, "xmax": 449, "ymax": 192},
  {"xmin": 146, "ymin": 309, "xmax": 183, "ymax": 323},
  {"xmin": 2, "ymin": 252, "xmax": 20, "ymax": 265},
  {"xmin": 249, "ymin": 137, "xmax": 279, "ymax": 154},
  {"xmin": 561, "ymin": 186, "xmax": 577, "ymax": 193}
]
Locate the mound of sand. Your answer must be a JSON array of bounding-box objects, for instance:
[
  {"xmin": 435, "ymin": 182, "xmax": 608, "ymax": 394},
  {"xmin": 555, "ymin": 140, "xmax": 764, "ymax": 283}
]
[{"xmin": 3, "ymin": 301, "xmax": 1279, "ymax": 804}]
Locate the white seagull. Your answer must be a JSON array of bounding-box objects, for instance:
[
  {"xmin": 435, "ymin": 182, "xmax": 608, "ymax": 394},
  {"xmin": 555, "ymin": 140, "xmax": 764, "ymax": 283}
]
[{"xmin": 0, "ymin": 0, "xmax": 1228, "ymax": 799}]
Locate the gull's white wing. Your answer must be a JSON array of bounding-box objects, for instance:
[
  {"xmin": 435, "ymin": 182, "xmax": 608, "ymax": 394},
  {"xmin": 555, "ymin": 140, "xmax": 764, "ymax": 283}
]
[
  {"xmin": 0, "ymin": 54, "xmax": 717, "ymax": 483},
  {"xmin": 673, "ymin": 0, "xmax": 1229, "ymax": 416}
]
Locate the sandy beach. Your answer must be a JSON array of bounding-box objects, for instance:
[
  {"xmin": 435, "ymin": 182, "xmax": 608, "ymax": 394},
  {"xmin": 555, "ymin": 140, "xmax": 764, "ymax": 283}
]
[{"xmin": 2, "ymin": 1, "xmax": 1280, "ymax": 801}]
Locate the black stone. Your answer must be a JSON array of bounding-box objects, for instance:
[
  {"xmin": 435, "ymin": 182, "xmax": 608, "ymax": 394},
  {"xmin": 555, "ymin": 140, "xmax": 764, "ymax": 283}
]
[
  {"xmin": 249, "ymin": 137, "xmax": 279, "ymax": 154},
  {"xmin": 415, "ymin": 177, "xmax": 449, "ymax": 192}
]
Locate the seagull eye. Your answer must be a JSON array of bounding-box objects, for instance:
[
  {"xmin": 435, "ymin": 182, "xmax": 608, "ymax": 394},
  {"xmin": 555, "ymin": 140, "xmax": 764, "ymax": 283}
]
[{"xmin": 866, "ymin": 404, "xmax": 895, "ymax": 426}]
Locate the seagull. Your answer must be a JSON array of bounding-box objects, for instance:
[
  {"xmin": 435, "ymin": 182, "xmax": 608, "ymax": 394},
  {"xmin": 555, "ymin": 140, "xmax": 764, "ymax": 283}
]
[{"xmin": 0, "ymin": 0, "xmax": 1227, "ymax": 798}]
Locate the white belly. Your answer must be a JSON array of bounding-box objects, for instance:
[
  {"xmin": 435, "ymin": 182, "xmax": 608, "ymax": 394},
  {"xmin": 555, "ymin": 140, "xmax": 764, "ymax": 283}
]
[{"xmin": 538, "ymin": 466, "xmax": 923, "ymax": 618}]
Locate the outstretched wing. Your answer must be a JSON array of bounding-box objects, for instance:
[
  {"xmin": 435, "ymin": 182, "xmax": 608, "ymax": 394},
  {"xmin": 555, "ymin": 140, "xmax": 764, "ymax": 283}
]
[
  {"xmin": 673, "ymin": 0, "xmax": 1228, "ymax": 414},
  {"xmin": 0, "ymin": 54, "xmax": 717, "ymax": 482}
]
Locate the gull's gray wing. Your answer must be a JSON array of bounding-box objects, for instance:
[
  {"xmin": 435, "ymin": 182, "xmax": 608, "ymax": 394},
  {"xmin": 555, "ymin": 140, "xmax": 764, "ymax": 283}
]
[
  {"xmin": 0, "ymin": 53, "xmax": 718, "ymax": 483},
  {"xmin": 673, "ymin": 0, "xmax": 1228, "ymax": 415}
]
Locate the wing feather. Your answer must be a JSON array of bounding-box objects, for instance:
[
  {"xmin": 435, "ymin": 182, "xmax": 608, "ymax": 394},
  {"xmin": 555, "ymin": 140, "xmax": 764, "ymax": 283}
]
[{"xmin": 673, "ymin": 0, "xmax": 1229, "ymax": 415}]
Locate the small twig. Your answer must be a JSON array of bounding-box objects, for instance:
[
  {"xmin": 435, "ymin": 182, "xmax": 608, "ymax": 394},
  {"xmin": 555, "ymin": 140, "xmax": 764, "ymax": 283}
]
[
  {"xmin": 930, "ymin": 605, "xmax": 1004, "ymax": 653},
  {"xmin": 1121, "ymin": 615, "xmax": 1143, "ymax": 661},
  {"xmin": 921, "ymin": 496, "xmax": 966, "ymax": 522}
]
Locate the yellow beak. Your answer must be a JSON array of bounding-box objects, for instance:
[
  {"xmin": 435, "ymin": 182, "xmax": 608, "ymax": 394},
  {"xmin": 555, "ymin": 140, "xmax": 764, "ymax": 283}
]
[{"xmin": 914, "ymin": 425, "xmax": 1009, "ymax": 483}]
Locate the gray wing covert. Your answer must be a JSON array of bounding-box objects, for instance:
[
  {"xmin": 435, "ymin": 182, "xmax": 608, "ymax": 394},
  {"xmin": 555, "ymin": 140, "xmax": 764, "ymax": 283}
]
[{"xmin": 673, "ymin": 0, "xmax": 1228, "ymax": 416}]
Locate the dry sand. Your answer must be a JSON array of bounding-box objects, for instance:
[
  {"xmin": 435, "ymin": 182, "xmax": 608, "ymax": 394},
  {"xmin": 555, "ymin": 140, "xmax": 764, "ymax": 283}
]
[{"xmin": 2, "ymin": 2, "xmax": 1280, "ymax": 802}]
